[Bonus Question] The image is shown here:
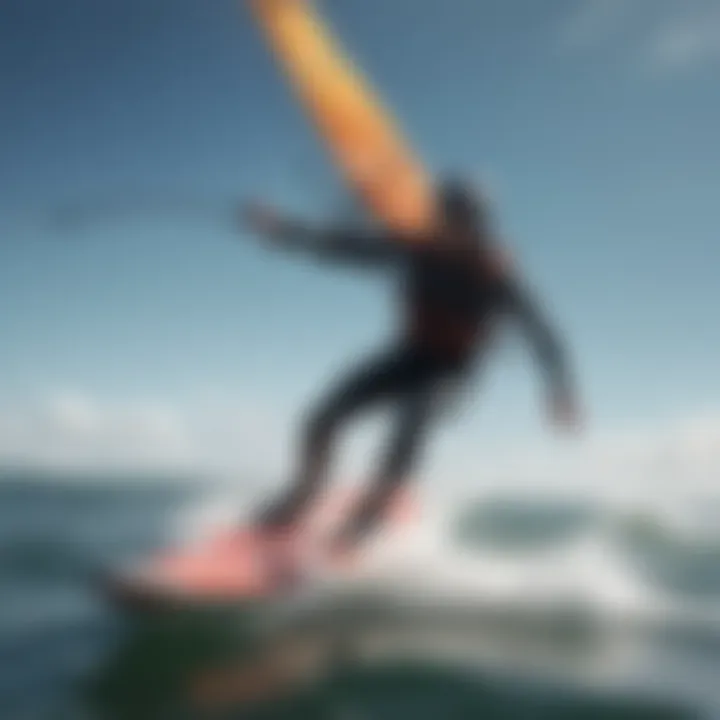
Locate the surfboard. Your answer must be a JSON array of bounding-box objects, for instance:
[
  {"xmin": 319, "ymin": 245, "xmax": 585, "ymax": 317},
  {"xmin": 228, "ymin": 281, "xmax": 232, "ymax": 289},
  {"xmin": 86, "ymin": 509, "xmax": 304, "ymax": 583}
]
[
  {"xmin": 246, "ymin": 0, "xmax": 436, "ymax": 236},
  {"xmin": 104, "ymin": 486, "xmax": 419, "ymax": 611}
]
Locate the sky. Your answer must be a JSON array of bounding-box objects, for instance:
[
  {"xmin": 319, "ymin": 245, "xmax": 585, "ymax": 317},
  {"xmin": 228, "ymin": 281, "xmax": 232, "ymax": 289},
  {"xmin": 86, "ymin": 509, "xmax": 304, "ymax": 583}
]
[{"xmin": 0, "ymin": 0, "xmax": 719, "ymax": 492}]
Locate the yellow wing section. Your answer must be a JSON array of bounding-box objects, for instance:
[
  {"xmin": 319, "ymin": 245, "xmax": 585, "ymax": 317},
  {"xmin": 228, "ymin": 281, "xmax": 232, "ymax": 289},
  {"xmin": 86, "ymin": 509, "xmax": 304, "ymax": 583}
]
[{"xmin": 247, "ymin": 0, "xmax": 435, "ymax": 236}]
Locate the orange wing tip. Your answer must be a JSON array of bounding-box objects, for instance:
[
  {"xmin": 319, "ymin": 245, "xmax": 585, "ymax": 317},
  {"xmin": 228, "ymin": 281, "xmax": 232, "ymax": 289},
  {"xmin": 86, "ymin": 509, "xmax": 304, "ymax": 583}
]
[{"xmin": 247, "ymin": 0, "xmax": 435, "ymax": 236}]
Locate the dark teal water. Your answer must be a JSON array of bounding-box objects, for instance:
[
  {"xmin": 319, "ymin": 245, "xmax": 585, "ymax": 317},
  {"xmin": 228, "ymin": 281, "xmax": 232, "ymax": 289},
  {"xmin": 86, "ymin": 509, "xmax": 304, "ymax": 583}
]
[{"xmin": 0, "ymin": 474, "xmax": 714, "ymax": 719}]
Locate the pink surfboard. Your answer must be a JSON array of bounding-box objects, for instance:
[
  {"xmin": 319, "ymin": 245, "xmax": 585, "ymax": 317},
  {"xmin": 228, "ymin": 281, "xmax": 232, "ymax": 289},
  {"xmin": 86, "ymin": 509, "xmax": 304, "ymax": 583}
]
[{"xmin": 104, "ymin": 486, "xmax": 418, "ymax": 610}]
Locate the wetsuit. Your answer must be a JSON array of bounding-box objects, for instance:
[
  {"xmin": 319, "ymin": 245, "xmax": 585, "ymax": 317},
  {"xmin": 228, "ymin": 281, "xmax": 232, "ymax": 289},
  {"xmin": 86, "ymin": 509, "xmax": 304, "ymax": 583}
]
[{"xmin": 259, "ymin": 223, "xmax": 573, "ymax": 544}]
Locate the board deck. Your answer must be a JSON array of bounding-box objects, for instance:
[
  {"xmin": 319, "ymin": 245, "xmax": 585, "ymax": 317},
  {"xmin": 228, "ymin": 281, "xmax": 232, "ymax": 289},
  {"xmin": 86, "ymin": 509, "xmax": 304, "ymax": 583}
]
[{"xmin": 104, "ymin": 486, "xmax": 418, "ymax": 611}]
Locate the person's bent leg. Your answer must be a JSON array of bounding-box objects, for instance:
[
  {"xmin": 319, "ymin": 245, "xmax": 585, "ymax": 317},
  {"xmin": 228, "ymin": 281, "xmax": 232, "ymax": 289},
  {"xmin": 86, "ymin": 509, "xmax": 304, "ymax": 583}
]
[
  {"xmin": 256, "ymin": 348, "xmax": 415, "ymax": 531},
  {"xmin": 257, "ymin": 397, "xmax": 344, "ymax": 530},
  {"xmin": 336, "ymin": 384, "xmax": 438, "ymax": 546}
]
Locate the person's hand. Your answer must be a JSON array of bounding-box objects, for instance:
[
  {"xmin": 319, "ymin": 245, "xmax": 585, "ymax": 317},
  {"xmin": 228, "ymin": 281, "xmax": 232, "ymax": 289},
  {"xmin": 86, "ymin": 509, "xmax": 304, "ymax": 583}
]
[
  {"xmin": 241, "ymin": 200, "xmax": 288, "ymax": 241},
  {"xmin": 547, "ymin": 387, "xmax": 583, "ymax": 432}
]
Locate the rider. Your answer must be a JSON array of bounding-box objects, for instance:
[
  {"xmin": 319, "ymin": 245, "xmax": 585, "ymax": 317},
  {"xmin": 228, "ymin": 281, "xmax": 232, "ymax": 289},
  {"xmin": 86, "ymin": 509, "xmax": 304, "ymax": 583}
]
[{"xmin": 243, "ymin": 178, "xmax": 582, "ymax": 555}]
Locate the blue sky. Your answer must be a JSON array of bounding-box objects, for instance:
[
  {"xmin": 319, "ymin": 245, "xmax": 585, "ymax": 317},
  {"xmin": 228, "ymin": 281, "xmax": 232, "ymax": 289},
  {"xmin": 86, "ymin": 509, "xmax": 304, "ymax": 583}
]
[{"xmin": 1, "ymin": 0, "xmax": 719, "ymax": 485}]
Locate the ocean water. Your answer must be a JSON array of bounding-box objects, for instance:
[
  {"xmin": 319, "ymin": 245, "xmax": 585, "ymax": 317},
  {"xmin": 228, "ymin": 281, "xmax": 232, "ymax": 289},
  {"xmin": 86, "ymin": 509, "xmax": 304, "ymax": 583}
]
[{"xmin": 1, "ymin": 473, "xmax": 720, "ymax": 719}]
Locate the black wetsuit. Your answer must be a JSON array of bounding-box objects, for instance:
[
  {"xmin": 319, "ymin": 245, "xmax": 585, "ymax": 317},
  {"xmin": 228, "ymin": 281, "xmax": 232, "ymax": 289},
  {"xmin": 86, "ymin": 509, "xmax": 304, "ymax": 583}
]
[{"xmin": 259, "ymin": 224, "xmax": 573, "ymax": 543}]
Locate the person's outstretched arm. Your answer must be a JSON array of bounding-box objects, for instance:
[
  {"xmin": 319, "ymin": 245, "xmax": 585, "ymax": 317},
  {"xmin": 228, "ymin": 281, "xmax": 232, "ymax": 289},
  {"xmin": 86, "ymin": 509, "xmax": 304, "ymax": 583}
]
[
  {"xmin": 242, "ymin": 201, "xmax": 408, "ymax": 268},
  {"xmin": 502, "ymin": 272, "xmax": 581, "ymax": 428}
]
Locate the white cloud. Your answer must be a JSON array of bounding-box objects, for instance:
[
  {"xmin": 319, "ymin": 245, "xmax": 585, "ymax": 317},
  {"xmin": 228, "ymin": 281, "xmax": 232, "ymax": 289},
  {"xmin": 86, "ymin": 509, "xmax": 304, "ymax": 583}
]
[
  {"xmin": 558, "ymin": 0, "xmax": 630, "ymax": 49},
  {"xmin": 558, "ymin": 0, "xmax": 720, "ymax": 72},
  {"xmin": 0, "ymin": 389, "xmax": 719, "ymax": 506},
  {"xmin": 0, "ymin": 392, "xmax": 191, "ymax": 472},
  {"xmin": 0, "ymin": 390, "xmax": 249, "ymax": 474},
  {"xmin": 427, "ymin": 408, "xmax": 720, "ymax": 504},
  {"xmin": 46, "ymin": 391, "xmax": 101, "ymax": 436},
  {"xmin": 645, "ymin": 8, "xmax": 720, "ymax": 71}
]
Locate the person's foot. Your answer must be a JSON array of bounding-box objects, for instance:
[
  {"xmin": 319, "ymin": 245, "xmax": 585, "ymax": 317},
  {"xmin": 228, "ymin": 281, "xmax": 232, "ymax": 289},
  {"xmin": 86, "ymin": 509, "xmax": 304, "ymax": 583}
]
[
  {"xmin": 325, "ymin": 524, "xmax": 365, "ymax": 570},
  {"xmin": 257, "ymin": 524, "xmax": 304, "ymax": 592},
  {"xmin": 254, "ymin": 496, "xmax": 298, "ymax": 532}
]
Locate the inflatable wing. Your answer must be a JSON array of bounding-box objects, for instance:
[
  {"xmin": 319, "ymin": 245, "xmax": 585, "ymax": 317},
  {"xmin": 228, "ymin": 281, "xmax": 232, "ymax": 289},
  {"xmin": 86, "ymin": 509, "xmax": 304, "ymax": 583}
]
[{"xmin": 247, "ymin": 0, "xmax": 435, "ymax": 236}]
